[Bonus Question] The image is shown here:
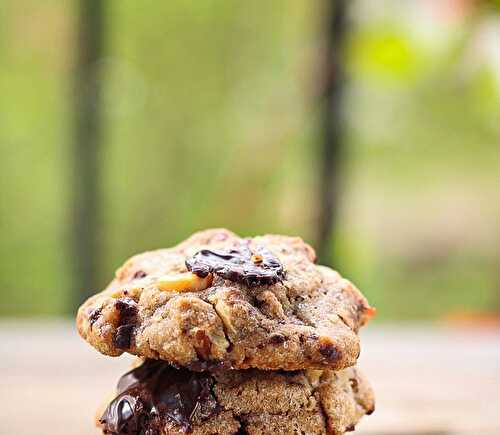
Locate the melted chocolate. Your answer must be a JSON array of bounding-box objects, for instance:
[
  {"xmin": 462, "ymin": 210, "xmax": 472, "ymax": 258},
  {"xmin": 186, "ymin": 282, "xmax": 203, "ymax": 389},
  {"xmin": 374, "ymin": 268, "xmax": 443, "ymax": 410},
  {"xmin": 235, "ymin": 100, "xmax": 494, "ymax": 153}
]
[
  {"xmin": 100, "ymin": 360, "xmax": 217, "ymax": 434},
  {"xmin": 185, "ymin": 246, "xmax": 285, "ymax": 287}
]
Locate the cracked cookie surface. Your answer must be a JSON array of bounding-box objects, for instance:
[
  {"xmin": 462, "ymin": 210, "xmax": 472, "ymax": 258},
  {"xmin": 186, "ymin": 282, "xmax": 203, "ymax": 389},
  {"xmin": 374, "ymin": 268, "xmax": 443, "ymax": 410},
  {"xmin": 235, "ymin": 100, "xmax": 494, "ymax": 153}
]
[
  {"xmin": 97, "ymin": 359, "xmax": 375, "ymax": 435},
  {"xmin": 77, "ymin": 229, "xmax": 374, "ymax": 371}
]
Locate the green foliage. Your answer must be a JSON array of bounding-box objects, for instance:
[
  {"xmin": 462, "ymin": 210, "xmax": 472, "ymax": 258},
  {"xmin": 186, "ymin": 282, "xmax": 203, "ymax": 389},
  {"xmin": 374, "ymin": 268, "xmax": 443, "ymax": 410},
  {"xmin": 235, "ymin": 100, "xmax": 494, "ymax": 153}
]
[
  {"xmin": 1, "ymin": 0, "xmax": 499, "ymax": 319},
  {"xmin": 349, "ymin": 26, "xmax": 427, "ymax": 84}
]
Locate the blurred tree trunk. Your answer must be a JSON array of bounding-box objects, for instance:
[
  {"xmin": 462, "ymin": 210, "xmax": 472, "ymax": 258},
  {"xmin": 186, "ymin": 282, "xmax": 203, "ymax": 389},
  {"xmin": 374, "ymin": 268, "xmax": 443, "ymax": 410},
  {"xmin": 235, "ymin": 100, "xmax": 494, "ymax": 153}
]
[
  {"xmin": 71, "ymin": 0, "xmax": 104, "ymax": 310},
  {"xmin": 316, "ymin": 0, "xmax": 349, "ymax": 266}
]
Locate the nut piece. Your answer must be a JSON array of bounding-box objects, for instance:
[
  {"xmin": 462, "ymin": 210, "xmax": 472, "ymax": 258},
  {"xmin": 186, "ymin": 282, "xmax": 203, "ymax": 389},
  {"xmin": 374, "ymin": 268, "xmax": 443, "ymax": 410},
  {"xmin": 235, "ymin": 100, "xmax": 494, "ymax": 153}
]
[
  {"xmin": 214, "ymin": 298, "xmax": 236, "ymax": 335},
  {"xmin": 156, "ymin": 272, "xmax": 213, "ymax": 293},
  {"xmin": 251, "ymin": 253, "xmax": 263, "ymax": 263}
]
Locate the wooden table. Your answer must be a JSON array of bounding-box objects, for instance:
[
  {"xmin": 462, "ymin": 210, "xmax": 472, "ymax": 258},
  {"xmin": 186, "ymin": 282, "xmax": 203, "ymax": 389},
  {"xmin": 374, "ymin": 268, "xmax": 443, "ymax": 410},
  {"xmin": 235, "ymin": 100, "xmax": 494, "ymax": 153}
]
[{"xmin": 1, "ymin": 321, "xmax": 499, "ymax": 435}]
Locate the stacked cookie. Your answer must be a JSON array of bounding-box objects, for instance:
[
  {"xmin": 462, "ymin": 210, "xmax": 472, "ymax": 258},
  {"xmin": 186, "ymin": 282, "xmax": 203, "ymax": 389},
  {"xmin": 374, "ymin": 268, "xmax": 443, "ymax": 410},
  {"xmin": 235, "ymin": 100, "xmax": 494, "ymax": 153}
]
[{"xmin": 77, "ymin": 229, "xmax": 375, "ymax": 434}]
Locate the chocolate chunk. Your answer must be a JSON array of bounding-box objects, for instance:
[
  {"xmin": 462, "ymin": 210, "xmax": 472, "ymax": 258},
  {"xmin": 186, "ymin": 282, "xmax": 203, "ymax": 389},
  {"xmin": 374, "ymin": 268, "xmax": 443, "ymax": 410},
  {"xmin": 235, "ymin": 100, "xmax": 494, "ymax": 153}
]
[
  {"xmin": 318, "ymin": 342, "xmax": 340, "ymax": 361},
  {"xmin": 115, "ymin": 298, "xmax": 138, "ymax": 324},
  {"xmin": 114, "ymin": 325, "xmax": 134, "ymax": 349},
  {"xmin": 88, "ymin": 307, "xmax": 102, "ymax": 327},
  {"xmin": 100, "ymin": 360, "xmax": 217, "ymax": 435},
  {"xmin": 101, "ymin": 392, "xmax": 142, "ymax": 434},
  {"xmin": 113, "ymin": 298, "xmax": 138, "ymax": 350},
  {"xmin": 235, "ymin": 417, "xmax": 248, "ymax": 435},
  {"xmin": 185, "ymin": 246, "xmax": 285, "ymax": 287},
  {"xmin": 269, "ymin": 334, "xmax": 287, "ymax": 345}
]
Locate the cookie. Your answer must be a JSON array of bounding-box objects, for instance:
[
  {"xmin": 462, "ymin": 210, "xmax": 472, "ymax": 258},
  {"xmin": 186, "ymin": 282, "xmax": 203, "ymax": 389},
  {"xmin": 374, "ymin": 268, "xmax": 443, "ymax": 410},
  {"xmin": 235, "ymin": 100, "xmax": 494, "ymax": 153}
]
[
  {"xmin": 98, "ymin": 359, "xmax": 374, "ymax": 435},
  {"xmin": 77, "ymin": 229, "xmax": 374, "ymax": 371}
]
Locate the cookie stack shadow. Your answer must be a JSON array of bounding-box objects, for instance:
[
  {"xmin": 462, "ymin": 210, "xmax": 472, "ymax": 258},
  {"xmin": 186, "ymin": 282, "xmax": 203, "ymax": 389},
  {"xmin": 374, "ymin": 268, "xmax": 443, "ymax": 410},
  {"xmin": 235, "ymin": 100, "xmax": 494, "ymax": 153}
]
[{"xmin": 77, "ymin": 229, "xmax": 375, "ymax": 435}]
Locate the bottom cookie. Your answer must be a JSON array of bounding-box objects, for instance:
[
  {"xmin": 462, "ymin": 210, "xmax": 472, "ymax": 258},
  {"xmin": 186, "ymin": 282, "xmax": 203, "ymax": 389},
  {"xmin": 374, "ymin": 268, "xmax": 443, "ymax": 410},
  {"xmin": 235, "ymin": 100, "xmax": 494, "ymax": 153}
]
[{"xmin": 98, "ymin": 360, "xmax": 374, "ymax": 435}]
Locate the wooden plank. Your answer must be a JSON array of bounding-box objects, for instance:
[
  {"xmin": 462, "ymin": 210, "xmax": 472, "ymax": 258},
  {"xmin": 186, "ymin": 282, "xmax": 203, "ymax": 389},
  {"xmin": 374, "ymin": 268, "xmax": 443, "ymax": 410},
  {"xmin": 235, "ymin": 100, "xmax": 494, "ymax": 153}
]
[{"xmin": 0, "ymin": 322, "xmax": 499, "ymax": 435}]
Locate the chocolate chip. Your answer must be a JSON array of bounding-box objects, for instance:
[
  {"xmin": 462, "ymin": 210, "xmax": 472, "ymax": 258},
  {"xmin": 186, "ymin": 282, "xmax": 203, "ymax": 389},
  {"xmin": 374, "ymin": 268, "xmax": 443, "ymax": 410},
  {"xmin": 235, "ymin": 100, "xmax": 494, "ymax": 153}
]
[
  {"xmin": 235, "ymin": 417, "xmax": 248, "ymax": 435},
  {"xmin": 186, "ymin": 245, "xmax": 285, "ymax": 287},
  {"xmin": 115, "ymin": 298, "xmax": 138, "ymax": 324},
  {"xmin": 89, "ymin": 308, "xmax": 102, "ymax": 327},
  {"xmin": 318, "ymin": 342, "xmax": 340, "ymax": 361},
  {"xmin": 114, "ymin": 324, "xmax": 134, "ymax": 349},
  {"xmin": 346, "ymin": 424, "xmax": 355, "ymax": 432},
  {"xmin": 113, "ymin": 298, "xmax": 138, "ymax": 350},
  {"xmin": 269, "ymin": 334, "xmax": 287, "ymax": 345},
  {"xmin": 100, "ymin": 360, "xmax": 218, "ymax": 434}
]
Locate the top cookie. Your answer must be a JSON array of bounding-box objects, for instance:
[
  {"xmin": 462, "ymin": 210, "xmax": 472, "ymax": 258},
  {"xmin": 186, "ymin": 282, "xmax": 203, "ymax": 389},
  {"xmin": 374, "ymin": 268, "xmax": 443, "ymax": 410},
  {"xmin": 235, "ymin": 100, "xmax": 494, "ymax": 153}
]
[{"xmin": 77, "ymin": 229, "xmax": 374, "ymax": 371}]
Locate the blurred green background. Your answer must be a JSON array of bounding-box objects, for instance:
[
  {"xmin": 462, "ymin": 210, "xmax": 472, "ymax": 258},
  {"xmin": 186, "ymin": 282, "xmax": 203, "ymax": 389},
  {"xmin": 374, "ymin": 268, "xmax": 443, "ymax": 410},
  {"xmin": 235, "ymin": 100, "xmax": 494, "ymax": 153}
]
[{"xmin": 1, "ymin": 0, "xmax": 499, "ymax": 320}]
